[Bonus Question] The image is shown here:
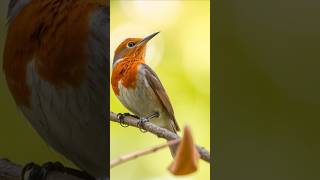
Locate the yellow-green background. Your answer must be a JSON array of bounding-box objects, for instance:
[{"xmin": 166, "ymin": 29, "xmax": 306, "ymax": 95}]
[{"xmin": 110, "ymin": 0, "xmax": 210, "ymax": 180}]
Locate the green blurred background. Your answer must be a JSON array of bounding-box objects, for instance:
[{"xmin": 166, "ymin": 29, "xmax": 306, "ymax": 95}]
[
  {"xmin": 110, "ymin": 0, "xmax": 210, "ymax": 180},
  {"xmin": 214, "ymin": 0, "xmax": 320, "ymax": 179},
  {"xmin": 0, "ymin": 0, "xmax": 74, "ymax": 169}
]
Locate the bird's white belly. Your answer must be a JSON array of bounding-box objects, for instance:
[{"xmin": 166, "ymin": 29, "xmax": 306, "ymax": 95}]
[
  {"xmin": 118, "ymin": 78, "xmax": 160, "ymax": 117},
  {"xmin": 20, "ymin": 61, "xmax": 107, "ymax": 177},
  {"xmin": 117, "ymin": 70, "xmax": 171, "ymax": 129}
]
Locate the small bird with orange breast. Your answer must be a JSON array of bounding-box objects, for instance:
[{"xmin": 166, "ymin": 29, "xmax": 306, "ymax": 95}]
[
  {"xmin": 3, "ymin": 0, "xmax": 109, "ymax": 179},
  {"xmin": 111, "ymin": 32, "xmax": 180, "ymax": 155}
]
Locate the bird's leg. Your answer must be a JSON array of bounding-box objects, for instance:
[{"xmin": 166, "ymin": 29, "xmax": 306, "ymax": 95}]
[
  {"xmin": 22, "ymin": 161, "xmax": 95, "ymax": 180},
  {"xmin": 137, "ymin": 112, "xmax": 160, "ymax": 133},
  {"xmin": 117, "ymin": 112, "xmax": 139, "ymax": 127},
  {"xmin": 145, "ymin": 112, "xmax": 160, "ymax": 119}
]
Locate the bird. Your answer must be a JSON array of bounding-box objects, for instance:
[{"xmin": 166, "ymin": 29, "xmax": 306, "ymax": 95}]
[
  {"xmin": 3, "ymin": 0, "xmax": 109, "ymax": 179},
  {"xmin": 111, "ymin": 32, "xmax": 180, "ymax": 156}
]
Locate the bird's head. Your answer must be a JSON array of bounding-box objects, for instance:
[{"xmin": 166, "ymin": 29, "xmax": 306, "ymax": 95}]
[{"xmin": 113, "ymin": 32, "xmax": 159, "ymax": 67}]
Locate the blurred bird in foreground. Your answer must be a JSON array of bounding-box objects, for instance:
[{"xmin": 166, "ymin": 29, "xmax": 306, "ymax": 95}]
[
  {"xmin": 3, "ymin": 0, "xmax": 109, "ymax": 179},
  {"xmin": 111, "ymin": 32, "xmax": 180, "ymax": 156}
]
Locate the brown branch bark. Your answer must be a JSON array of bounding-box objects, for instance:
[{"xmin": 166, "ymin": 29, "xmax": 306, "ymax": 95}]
[
  {"xmin": 110, "ymin": 112, "xmax": 211, "ymax": 163},
  {"xmin": 0, "ymin": 159, "xmax": 86, "ymax": 180}
]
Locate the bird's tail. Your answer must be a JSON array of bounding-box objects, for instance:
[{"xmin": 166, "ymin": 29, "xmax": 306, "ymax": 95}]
[
  {"xmin": 168, "ymin": 140, "xmax": 178, "ymax": 157},
  {"xmin": 167, "ymin": 122, "xmax": 179, "ymax": 158},
  {"xmin": 154, "ymin": 117, "xmax": 180, "ymax": 157}
]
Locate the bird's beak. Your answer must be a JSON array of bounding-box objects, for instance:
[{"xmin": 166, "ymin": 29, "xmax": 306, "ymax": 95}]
[{"xmin": 137, "ymin": 32, "xmax": 160, "ymax": 46}]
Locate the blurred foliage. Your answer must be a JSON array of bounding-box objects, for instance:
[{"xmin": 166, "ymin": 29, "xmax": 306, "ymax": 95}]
[
  {"xmin": 214, "ymin": 0, "xmax": 320, "ymax": 179},
  {"xmin": 110, "ymin": 0, "xmax": 210, "ymax": 180}
]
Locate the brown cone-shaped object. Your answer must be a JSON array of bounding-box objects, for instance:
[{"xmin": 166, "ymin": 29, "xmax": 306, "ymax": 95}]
[{"xmin": 168, "ymin": 125, "xmax": 200, "ymax": 175}]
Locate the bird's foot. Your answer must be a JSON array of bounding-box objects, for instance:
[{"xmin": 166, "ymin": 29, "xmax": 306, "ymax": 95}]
[
  {"xmin": 22, "ymin": 162, "xmax": 95, "ymax": 180},
  {"xmin": 137, "ymin": 117, "xmax": 149, "ymax": 133},
  {"xmin": 117, "ymin": 113, "xmax": 139, "ymax": 127},
  {"xmin": 137, "ymin": 112, "xmax": 160, "ymax": 133},
  {"xmin": 22, "ymin": 162, "xmax": 63, "ymax": 180},
  {"xmin": 117, "ymin": 113, "xmax": 130, "ymax": 127}
]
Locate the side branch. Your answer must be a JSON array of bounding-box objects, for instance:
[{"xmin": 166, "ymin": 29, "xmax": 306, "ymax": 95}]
[
  {"xmin": 111, "ymin": 139, "xmax": 180, "ymax": 168},
  {"xmin": 110, "ymin": 112, "xmax": 211, "ymax": 163}
]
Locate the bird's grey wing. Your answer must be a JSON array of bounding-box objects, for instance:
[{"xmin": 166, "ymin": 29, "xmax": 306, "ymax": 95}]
[
  {"xmin": 141, "ymin": 64, "xmax": 180, "ymax": 132},
  {"xmin": 88, "ymin": 5, "xmax": 109, "ymax": 119},
  {"xmin": 80, "ymin": 5, "xmax": 109, "ymax": 177}
]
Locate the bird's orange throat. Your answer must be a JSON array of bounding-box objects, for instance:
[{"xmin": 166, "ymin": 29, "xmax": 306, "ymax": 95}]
[
  {"xmin": 111, "ymin": 59, "xmax": 144, "ymax": 96},
  {"xmin": 3, "ymin": 0, "xmax": 104, "ymax": 107}
]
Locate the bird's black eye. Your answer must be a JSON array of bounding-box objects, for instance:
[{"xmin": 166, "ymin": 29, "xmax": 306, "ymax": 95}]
[{"xmin": 127, "ymin": 42, "xmax": 135, "ymax": 48}]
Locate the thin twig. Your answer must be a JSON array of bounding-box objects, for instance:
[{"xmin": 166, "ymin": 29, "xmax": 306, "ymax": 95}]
[
  {"xmin": 110, "ymin": 112, "xmax": 211, "ymax": 163},
  {"xmin": 110, "ymin": 139, "xmax": 180, "ymax": 168}
]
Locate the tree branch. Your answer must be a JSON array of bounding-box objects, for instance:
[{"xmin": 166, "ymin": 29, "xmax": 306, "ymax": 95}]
[
  {"xmin": 110, "ymin": 112, "xmax": 211, "ymax": 163},
  {"xmin": 0, "ymin": 159, "xmax": 87, "ymax": 180},
  {"xmin": 0, "ymin": 159, "xmax": 21, "ymax": 180}
]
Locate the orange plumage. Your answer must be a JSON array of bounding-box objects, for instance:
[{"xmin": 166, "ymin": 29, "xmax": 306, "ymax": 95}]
[
  {"xmin": 4, "ymin": 0, "xmax": 101, "ymax": 106},
  {"xmin": 111, "ymin": 38, "xmax": 146, "ymax": 95}
]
